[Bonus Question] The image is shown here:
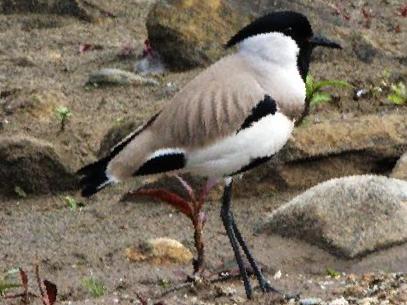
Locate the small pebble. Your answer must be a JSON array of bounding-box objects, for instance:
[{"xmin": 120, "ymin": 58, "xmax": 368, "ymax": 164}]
[
  {"xmin": 300, "ymin": 298, "xmax": 323, "ymax": 305},
  {"xmin": 273, "ymin": 270, "xmax": 282, "ymax": 280},
  {"xmin": 329, "ymin": 297, "xmax": 349, "ymax": 305},
  {"xmin": 88, "ymin": 68, "xmax": 159, "ymax": 86}
]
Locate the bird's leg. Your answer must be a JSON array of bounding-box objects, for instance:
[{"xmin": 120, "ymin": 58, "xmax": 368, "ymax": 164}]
[
  {"xmin": 220, "ymin": 178, "xmax": 253, "ymax": 299},
  {"xmin": 229, "ymin": 212, "xmax": 279, "ymax": 294}
]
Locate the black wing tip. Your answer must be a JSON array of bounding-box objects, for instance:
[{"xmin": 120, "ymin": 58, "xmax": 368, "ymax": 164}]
[
  {"xmin": 77, "ymin": 158, "xmax": 111, "ymax": 198},
  {"xmin": 81, "ymin": 187, "xmax": 98, "ymax": 198}
]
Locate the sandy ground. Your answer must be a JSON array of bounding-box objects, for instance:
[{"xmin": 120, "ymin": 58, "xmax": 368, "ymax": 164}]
[{"xmin": 1, "ymin": 0, "xmax": 406, "ymax": 304}]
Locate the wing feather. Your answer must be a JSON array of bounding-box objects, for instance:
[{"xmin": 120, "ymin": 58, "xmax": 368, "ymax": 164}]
[{"xmin": 150, "ymin": 54, "xmax": 267, "ymax": 148}]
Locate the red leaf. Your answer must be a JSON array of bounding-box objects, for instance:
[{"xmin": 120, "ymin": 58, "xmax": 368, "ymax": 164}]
[
  {"xmin": 79, "ymin": 43, "xmax": 103, "ymax": 54},
  {"xmin": 400, "ymin": 5, "xmax": 407, "ymax": 17},
  {"xmin": 79, "ymin": 43, "xmax": 93, "ymax": 53},
  {"xmin": 43, "ymin": 280, "xmax": 57, "ymax": 305},
  {"xmin": 19, "ymin": 268, "xmax": 29, "ymax": 304},
  {"xmin": 135, "ymin": 293, "xmax": 148, "ymax": 305},
  {"xmin": 19, "ymin": 268, "xmax": 28, "ymax": 291},
  {"xmin": 175, "ymin": 175, "xmax": 196, "ymax": 201},
  {"xmin": 130, "ymin": 188, "xmax": 193, "ymax": 218}
]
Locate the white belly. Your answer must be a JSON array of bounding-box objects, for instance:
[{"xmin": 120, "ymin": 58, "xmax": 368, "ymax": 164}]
[{"xmin": 185, "ymin": 112, "xmax": 294, "ymax": 177}]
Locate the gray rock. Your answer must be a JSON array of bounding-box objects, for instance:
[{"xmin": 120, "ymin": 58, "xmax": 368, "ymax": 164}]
[
  {"xmin": 87, "ymin": 68, "xmax": 159, "ymax": 86},
  {"xmin": 260, "ymin": 176, "xmax": 407, "ymax": 258},
  {"xmin": 0, "ymin": 135, "xmax": 77, "ymax": 197},
  {"xmin": 0, "ymin": 0, "xmax": 99, "ymax": 21},
  {"xmin": 391, "ymin": 152, "xmax": 407, "ymax": 181},
  {"xmin": 146, "ymin": 0, "xmax": 250, "ymax": 71}
]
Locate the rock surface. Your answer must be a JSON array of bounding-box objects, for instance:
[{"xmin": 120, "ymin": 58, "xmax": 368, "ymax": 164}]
[
  {"xmin": 236, "ymin": 113, "xmax": 407, "ymax": 195},
  {"xmin": 125, "ymin": 237, "xmax": 193, "ymax": 265},
  {"xmin": 2, "ymin": 89, "xmax": 69, "ymax": 122},
  {"xmin": 391, "ymin": 152, "xmax": 407, "ymax": 181},
  {"xmin": 97, "ymin": 120, "xmax": 142, "ymax": 158},
  {"xmin": 146, "ymin": 0, "xmax": 250, "ymax": 71},
  {"xmin": 0, "ymin": 135, "xmax": 76, "ymax": 197},
  {"xmin": 0, "ymin": 0, "xmax": 114, "ymax": 21},
  {"xmin": 260, "ymin": 175, "xmax": 407, "ymax": 258}
]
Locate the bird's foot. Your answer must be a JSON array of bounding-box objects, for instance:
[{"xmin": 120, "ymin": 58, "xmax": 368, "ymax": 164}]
[
  {"xmin": 257, "ymin": 280, "xmax": 300, "ymax": 300},
  {"xmin": 260, "ymin": 280, "xmax": 280, "ymax": 294}
]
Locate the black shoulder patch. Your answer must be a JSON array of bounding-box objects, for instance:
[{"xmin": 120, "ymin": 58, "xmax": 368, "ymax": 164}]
[
  {"xmin": 134, "ymin": 151, "xmax": 186, "ymax": 176},
  {"xmin": 231, "ymin": 156, "xmax": 273, "ymax": 176},
  {"xmin": 238, "ymin": 95, "xmax": 277, "ymax": 132}
]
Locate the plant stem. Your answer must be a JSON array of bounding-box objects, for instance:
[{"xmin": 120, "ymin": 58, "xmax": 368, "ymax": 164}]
[{"xmin": 192, "ymin": 215, "xmax": 205, "ymax": 275}]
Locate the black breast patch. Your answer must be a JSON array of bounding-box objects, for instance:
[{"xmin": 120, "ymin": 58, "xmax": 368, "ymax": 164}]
[
  {"xmin": 238, "ymin": 95, "xmax": 277, "ymax": 132},
  {"xmin": 134, "ymin": 151, "xmax": 186, "ymax": 176},
  {"xmin": 231, "ymin": 155, "xmax": 273, "ymax": 176}
]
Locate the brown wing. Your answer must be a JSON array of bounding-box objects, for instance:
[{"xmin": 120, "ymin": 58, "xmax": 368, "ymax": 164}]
[
  {"xmin": 107, "ymin": 54, "xmax": 268, "ymax": 180},
  {"xmin": 150, "ymin": 54, "xmax": 268, "ymax": 149}
]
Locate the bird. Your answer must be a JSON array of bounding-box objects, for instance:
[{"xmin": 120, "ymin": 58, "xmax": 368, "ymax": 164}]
[{"xmin": 78, "ymin": 11, "xmax": 341, "ymax": 299}]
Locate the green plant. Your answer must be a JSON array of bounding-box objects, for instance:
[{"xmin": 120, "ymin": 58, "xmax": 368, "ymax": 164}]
[
  {"xmin": 55, "ymin": 106, "xmax": 72, "ymax": 131},
  {"xmin": 82, "ymin": 277, "xmax": 105, "ymax": 298},
  {"xmin": 0, "ymin": 269, "xmax": 20, "ymax": 296},
  {"xmin": 326, "ymin": 267, "xmax": 341, "ymax": 278},
  {"xmin": 306, "ymin": 75, "xmax": 351, "ymax": 107},
  {"xmin": 14, "ymin": 186, "xmax": 27, "ymax": 198},
  {"xmin": 387, "ymin": 82, "xmax": 406, "ymax": 105},
  {"xmin": 64, "ymin": 196, "xmax": 78, "ymax": 211}
]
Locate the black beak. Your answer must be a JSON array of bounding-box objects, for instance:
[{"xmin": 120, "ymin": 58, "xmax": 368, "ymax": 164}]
[{"xmin": 309, "ymin": 35, "xmax": 342, "ymax": 49}]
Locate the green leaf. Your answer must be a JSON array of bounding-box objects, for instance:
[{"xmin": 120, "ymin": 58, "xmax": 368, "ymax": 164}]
[
  {"xmin": 310, "ymin": 92, "xmax": 332, "ymax": 106},
  {"xmin": 387, "ymin": 82, "xmax": 406, "ymax": 105},
  {"xmin": 314, "ymin": 79, "xmax": 351, "ymax": 92},
  {"xmin": 305, "ymin": 74, "xmax": 315, "ymax": 100},
  {"xmin": 55, "ymin": 106, "xmax": 72, "ymax": 119},
  {"xmin": 64, "ymin": 196, "xmax": 78, "ymax": 211},
  {"xmin": 388, "ymin": 93, "xmax": 405, "ymax": 105},
  {"xmin": 326, "ymin": 268, "xmax": 341, "ymax": 278},
  {"xmin": 14, "ymin": 186, "xmax": 27, "ymax": 198},
  {"xmin": 82, "ymin": 277, "xmax": 106, "ymax": 298},
  {"xmin": 0, "ymin": 280, "xmax": 21, "ymax": 296}
]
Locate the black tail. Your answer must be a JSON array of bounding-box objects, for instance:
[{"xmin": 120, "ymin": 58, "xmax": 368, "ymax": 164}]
[
  {"xmin": 77, "ymin": 157, "xmax": 112, "ymax": 197},
  {"xmin": 77, "ymin": 112, "xmax": 161, "ymax": 198}
]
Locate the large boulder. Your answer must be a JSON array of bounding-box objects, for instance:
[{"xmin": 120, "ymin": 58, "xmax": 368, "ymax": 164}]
[
  {"xmin": 0, "ymin": 135, "xmax": 77, "ymax": 197},
  {"xmin": 259, "ymin": 175, "xmax": 407, "ymax": 258},
  {"xmin": 236, "ymin": 113, "xmax": 407, "ymax": 195},
  {"xmin": 146, "ymin": 0, "xmax": 250, "ymax": 71}
]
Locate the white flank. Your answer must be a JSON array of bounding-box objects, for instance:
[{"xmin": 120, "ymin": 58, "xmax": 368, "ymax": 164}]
[{"xmin": 186, "ymin": 112, "xmax": 294, "ymax": 177}]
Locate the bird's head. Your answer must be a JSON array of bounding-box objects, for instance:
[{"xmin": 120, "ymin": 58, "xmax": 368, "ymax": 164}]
[{"xmin": 226, "ymin": 11, "xmax": 341, "ymax": 80}]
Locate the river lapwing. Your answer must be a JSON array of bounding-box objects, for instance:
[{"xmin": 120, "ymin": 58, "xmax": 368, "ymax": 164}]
[{"xmin": 78, "ymin": 11, "xmax": 341, "ymax": 299}]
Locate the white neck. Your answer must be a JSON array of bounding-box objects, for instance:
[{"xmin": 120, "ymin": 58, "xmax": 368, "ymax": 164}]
[{"xmin": 238, "ymin": 32, "xmax": 299, "ymax": 67}]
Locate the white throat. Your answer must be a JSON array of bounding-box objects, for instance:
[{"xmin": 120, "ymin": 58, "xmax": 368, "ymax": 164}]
[{"xmin": 238, "ymin": 32, "xmax": 299, "ymax": 66}]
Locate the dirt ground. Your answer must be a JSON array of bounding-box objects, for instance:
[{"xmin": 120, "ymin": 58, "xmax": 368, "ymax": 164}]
[{"xmin": 1, "ymin": 0, "xmax": 407, "ymax": 304}]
